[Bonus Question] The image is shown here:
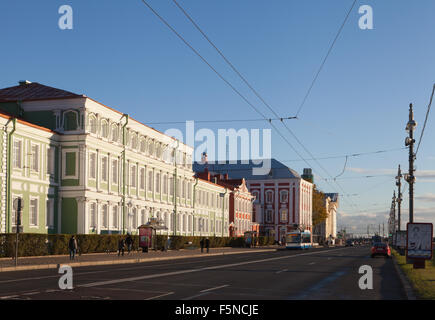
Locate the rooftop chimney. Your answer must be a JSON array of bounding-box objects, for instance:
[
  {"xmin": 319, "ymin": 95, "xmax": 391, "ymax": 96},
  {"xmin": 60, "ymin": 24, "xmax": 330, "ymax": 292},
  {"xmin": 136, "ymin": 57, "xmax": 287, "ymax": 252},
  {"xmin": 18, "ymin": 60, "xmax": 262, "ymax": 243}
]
[{"xmin": 18, "ymin": 80, "xmax": 32, "ymax": 86}]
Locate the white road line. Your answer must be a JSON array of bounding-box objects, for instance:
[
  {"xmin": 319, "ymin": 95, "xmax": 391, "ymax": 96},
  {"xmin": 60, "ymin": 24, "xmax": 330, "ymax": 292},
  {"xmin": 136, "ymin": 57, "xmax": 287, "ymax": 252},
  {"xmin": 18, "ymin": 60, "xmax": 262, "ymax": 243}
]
[
  {"xmin": 327, "ymin": 257, "xmax": 332, "ymax": 260},
  {"xmin": 200, "ymin": 284, "xmax": 229, "ymax": 293},
  {"xmin": 145, "ymin": 292, "xmax": 174, "ymax": 300},
  {"xmin": 275, "ymin": 268, "xmax": 288, "ymax": 274},
  {"xmin": 0, "ymin": 295, "xmax": 18, "ymax": 299},
  {"xmin": 79, "ymin": 247, "xmax": 348, "ymax": 288},
  {"xmin": 308, "ymin": 262, "xmax": 316, "ymax": 265},
  {"xmin": 21, "ymin": 292, "xmax": 40, "ymax": 296},
  {"xmin": 182, "ymin": 292, "xmax": 210, "ymax": 300}
]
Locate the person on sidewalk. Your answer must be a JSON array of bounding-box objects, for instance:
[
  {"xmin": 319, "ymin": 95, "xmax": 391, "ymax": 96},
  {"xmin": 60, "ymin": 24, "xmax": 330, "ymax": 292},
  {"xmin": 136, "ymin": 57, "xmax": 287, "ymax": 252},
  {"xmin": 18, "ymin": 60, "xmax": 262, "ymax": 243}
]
[
  {"xmin": 165, "ymin": 236, "xmax": 171, "ymax": 252},
  {"xmin": 205, "ymin": 237, "xmax": 210, "ymax": 253},
  {"xmin": 118, "ymin": 236, "xmax": 125, "ymax": 256},
  {"xmin": 200, "ymin": 238, "xmax": 205, "ymax": 253},
  {"xmin": 68, "ymin": 235, "xmax": 78, "ymax": 260},
  {"xmin": 126, "ymin": 233, "xmax": 133, "ymax": 254}
]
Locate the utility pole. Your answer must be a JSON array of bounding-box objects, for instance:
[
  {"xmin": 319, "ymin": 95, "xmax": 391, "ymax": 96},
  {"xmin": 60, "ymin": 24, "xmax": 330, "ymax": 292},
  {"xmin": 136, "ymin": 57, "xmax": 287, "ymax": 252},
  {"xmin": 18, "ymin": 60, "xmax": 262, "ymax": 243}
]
[
  {"xmin": 405, "ymin": 103, "xmax": 417, "ymax": 223},
  {"xmin": 396, "ymin": 165, "xmax": 402, "ymax": 231}
]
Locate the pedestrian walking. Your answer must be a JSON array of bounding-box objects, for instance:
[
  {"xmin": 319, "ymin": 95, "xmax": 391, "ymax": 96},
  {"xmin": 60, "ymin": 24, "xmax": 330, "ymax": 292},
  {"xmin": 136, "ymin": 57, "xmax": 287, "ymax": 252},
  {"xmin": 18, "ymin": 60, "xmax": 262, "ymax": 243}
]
[
  {"xmin": 68, "ymin": 235, "xmax": 78, "ymax": 260},
  {"xmin": 165, "ymin": 236, "xmax": 171, "ymax": 252},
  {"xmin": 118, "ymin": 236, "xmax": 125, "ymax": 256},
  {"xmin": 205, "ymin": 237, "xmax": 210, "ymax": 253},
  {"xmin": 126, "ymin": 233, "xmax": 133, "ymax": 254},
  {"xmin": 200, "ymin": 238, "xmax": 205, "ymax": 253}
]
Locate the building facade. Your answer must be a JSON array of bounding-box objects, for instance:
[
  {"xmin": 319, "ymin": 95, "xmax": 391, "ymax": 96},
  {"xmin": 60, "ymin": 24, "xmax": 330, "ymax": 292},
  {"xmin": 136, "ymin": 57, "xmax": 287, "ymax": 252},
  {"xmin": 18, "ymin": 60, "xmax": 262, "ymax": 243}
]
[
  {"xmin": 194, "ymin": 159, "xmax": 313, "ymax": 241},
  {"xmin": 0, "ymin": 81, "xmax": 229, "ymax": 236}
]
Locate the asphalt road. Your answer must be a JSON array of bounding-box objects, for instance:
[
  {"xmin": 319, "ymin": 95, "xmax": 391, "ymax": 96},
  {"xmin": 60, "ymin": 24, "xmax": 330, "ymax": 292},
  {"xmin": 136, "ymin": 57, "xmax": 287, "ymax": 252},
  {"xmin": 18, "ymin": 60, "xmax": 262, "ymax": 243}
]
[{"xmin": 0, "ymin": 246, "xmax": 407, "ymax": 300}]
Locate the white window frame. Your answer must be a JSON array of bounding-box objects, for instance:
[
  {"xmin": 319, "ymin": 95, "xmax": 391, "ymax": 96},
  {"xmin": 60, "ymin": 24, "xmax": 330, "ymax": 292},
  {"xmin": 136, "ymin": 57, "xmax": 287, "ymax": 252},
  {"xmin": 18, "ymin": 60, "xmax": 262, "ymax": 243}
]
[
  {"xmin": 13, "ymin": 138, "xmax": 22, "ymax": 169},
  {"xmin": 29, "ymin": 197, "xmax": 39, "ymax": 227}
]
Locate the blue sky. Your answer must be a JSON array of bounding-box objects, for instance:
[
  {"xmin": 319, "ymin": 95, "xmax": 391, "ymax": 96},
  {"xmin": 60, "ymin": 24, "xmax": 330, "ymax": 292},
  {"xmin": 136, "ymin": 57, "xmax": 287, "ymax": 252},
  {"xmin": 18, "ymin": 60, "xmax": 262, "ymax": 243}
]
[{"xmin": 1, "ymin": 0, "xmax": 434, "ymax": 235}]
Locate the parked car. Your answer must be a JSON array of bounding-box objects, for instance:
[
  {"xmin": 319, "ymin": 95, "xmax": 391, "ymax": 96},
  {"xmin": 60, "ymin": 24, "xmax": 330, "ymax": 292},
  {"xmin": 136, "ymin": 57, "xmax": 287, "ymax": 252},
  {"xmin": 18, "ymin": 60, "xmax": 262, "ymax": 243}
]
[
  {"xmin": 371, "ymin": 242, "xmax": 391, "ymax": 258},
  {"xmin": 345, "ymin": 240, "xmax": 354, "ymax": 247}
]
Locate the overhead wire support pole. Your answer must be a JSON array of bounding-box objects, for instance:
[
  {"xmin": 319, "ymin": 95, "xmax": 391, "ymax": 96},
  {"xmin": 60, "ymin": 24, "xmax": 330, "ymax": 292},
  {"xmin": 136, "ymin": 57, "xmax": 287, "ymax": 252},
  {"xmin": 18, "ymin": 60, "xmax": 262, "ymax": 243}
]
[
  {"xmin": 405, "ymin": 104, "xmax": 417, "ymax": 223},
  {"xmin": 396, "ymin": 165, "xmax": 402, "ymax": 231}
]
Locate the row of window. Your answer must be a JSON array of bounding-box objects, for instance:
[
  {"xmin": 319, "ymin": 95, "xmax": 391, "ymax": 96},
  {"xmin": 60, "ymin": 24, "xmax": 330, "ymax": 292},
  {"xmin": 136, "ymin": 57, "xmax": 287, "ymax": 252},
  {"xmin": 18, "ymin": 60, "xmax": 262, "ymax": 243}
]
[
  {"xmin": 235, "ymin": 198, "xmax": 253, "ymax": 213},
  {"xmin": 11, "ymin": 197, "xmax": 54, "ymax": 228},
  {"xmin": 13, "ymin": 140, "xmax": 55, "ymax": 175},
  {"xmin": 88, "ymin": 114, "xmax": 192, "ymax": 168},
  {"xmin": 87, "ymin": 203, "xmax": 228, "ymax": 234},
  {"xmin": 252, "ymin": 190, "xmax": 289, "ymax": 204},
  {"xmin": 264, "ymin": 208, "xmax": 289, "ymax": 223}
]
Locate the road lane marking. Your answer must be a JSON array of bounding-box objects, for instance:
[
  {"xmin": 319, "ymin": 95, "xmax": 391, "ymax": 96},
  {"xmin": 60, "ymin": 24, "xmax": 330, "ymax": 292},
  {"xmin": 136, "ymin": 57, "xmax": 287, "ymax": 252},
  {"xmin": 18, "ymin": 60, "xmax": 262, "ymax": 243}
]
[
  {"xmin": 308, "ymin": 262, "xmax": 316, "ymax": 265},
  {"xmin": 21, "ymin": 292, "xmax": 40, "ymax": 296},
  {"xmin": 275, "ymin": 268, "xmax": 288, "ymax": 274},
  {"xmin": 79, "ymin": 247, "xmax": 349, "ymax": 288},
  {"xmin": 182, "ymin": 292, "xmax": 210, "ymax": 300},
  {"xmin": 145, "ymin": 292, "xmax": 174, "ymax": 300},
  {"xmin": 200, "ymin": 284, "xmax": 229, "ymax": 293},
  {"xmin": 0, "ymin": 295, "xmax": 18, "ymax": 299},
  {"xmin": 327, "ymin": 258, "xmax": 332, "ymax": 260}
]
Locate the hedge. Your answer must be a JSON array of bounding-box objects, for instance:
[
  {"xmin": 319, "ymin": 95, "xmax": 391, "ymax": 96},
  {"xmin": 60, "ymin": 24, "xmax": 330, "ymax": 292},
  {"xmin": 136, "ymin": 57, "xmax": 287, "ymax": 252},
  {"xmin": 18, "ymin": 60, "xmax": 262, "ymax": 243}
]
[{"xmin": 0, "ymin": 233, "xmax": 275, "ymax": 258}]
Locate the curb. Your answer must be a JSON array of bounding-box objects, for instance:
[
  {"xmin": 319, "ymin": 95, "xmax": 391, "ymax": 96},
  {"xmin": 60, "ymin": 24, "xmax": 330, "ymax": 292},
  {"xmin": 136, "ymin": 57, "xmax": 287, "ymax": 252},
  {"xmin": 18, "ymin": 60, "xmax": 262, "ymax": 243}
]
[
  {"xmin": 0, "ymin": 249, "xmax": 277, "ymax": 273},
  {"xmin": 391, "ymin": 254, "xmax": 417, "ymax": 300}
]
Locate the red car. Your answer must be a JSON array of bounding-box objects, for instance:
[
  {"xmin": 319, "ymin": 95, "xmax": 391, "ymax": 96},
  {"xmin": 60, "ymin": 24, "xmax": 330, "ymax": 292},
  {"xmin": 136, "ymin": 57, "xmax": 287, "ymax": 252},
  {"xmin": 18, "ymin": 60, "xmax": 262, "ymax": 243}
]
[{"xmin": 371, "ymin": 242, "xmax": 391, "ymax": 258}]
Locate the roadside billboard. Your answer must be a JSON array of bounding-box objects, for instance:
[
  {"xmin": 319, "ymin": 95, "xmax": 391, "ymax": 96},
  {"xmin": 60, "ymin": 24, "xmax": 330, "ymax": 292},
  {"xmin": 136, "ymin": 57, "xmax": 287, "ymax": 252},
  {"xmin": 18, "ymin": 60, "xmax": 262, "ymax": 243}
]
[{"xmin": 406, "ymin": 223, "xmax": 433, "ymax": 260}]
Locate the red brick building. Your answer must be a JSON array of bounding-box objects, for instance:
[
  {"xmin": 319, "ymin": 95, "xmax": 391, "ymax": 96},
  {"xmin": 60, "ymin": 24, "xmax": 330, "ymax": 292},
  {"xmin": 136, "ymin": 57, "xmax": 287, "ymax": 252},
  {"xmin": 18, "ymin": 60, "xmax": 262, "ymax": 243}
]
[{"xmin": 195, "ymin": 169, "xmax": 255, "ymax": 237}]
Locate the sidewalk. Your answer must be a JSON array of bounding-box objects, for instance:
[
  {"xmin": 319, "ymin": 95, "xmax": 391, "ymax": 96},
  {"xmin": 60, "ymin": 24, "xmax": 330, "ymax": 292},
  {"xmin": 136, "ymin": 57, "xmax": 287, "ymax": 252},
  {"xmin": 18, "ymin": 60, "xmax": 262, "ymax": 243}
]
[{"xmin": 0, "ymin": 246, "xmax": 279, "ymax": 273}]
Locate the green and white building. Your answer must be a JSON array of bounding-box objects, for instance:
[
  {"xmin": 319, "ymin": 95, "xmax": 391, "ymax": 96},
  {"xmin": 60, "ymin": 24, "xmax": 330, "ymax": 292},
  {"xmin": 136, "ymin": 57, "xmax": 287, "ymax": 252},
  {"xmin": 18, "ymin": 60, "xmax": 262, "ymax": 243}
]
[{"xmin": 0, "ymin": 81, "xmax": 229, "ymax": 236}]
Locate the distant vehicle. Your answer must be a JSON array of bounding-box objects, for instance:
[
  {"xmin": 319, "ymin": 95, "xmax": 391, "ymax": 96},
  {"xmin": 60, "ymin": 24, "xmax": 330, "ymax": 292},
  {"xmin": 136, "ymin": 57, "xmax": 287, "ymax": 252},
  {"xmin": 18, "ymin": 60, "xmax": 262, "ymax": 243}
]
[
  {"xmin": 345, "ymin": 240, "xmax": 354, "ymax": 247},
  {"xmin": 286, "ymin": 230, "xmax": 312, "ymax": 249},
  {"xmin": 371, "ymin": 242, "xmax": 391, "ymax": 258}
]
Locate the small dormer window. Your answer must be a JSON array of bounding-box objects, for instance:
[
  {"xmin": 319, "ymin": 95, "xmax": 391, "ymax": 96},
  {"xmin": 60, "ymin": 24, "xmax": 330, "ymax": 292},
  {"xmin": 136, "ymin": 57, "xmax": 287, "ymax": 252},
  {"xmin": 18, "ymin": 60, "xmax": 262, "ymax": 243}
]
[{"xmin": 64, "ymin": 110, "xmax": 79, "ymax": 131}]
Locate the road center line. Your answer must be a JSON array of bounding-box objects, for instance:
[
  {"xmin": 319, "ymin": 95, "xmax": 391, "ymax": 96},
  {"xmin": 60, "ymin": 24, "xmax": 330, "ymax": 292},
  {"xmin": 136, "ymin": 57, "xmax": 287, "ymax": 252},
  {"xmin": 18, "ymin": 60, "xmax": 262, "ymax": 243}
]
[
  {"xmin": 79, "ymin": 248, "xmax": 348, "ymax": 288},
  {"xmin": 145, "ymin": 292, "xmax": 174, "ymax": 300},
  {"xmin": 200, "ymin": 284, "xmax": 229, "ymax": 293},
  {"xmin": 308, "ymin": 262, "xmax": 316, "ymax": 265}
]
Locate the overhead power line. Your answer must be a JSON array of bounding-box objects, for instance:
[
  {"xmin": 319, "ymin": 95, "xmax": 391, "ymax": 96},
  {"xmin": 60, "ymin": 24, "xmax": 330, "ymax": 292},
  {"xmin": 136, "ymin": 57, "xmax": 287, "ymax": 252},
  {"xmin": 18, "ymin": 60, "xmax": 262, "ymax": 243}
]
[
  {"xmin": 146, "ymin": 116, "xmax": 297, "ymax": 125},
  {"xmin": 295, "ymin": 0, "xmax": 358, "ymax": 117},
  {"xmin": 140, "ymin": 0, "xmax": 357, "ymax": 209},
  {"xmin": 416, "ymin": 84, "xmax": 435, "ymax": 156}
]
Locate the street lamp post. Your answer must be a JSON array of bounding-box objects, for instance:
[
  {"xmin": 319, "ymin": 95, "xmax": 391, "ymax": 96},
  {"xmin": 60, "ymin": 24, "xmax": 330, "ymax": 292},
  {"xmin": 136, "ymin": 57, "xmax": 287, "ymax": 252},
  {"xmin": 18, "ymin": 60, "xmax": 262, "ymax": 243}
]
[{"xmin": 405, "ymin": 103, "xmax": 417, "ymax": 223}]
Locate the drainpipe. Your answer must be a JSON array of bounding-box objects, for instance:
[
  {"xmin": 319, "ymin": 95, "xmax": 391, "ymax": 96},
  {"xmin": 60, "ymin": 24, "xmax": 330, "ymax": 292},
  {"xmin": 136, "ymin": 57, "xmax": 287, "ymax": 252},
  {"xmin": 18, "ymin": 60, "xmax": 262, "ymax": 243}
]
[
  {"xmin": 6, "ymin": 117, "xmax": 17, "ymax": 233},
  {"xmin": 222, "ymin": 188, "xmax": 227, "ymax": 237},
  {"xmin": 173, "ymin": 140, "xmax": 179, "ymax": 236},
  {"xmin": 192, "ymin": 177, "xmax": 198, "ymax": 236},
  {"xmin": 120, "ymin": 114, "xmax": 129, "ymax": 234}
]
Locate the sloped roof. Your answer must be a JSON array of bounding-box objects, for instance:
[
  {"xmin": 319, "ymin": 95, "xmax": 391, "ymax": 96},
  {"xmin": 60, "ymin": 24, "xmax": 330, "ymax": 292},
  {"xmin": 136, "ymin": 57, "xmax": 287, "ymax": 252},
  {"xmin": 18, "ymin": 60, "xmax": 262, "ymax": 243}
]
[
  {"xmin": 193, "ymin": 159, "xmax": 301, "ymax": 180},
  {"xmin": 0, "ymin": 82, "xmax": 83, "ymax": 102}
]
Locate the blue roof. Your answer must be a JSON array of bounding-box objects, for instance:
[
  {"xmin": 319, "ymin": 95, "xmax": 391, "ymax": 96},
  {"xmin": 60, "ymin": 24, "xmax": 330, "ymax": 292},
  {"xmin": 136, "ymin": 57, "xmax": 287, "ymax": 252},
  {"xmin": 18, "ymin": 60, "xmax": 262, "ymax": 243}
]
[{"xmin": 193, "ymin": 159, "xmax": 301, "ymax": 180}]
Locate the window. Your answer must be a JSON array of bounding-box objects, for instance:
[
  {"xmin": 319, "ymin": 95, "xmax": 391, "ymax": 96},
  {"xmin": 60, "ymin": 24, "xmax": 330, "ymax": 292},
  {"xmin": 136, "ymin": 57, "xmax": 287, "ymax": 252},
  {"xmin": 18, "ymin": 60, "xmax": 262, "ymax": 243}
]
[
  {"xmin": 102, "ymin": 204, "xmax": 108, "ymax": 228},
  {"xmin": 90, "ymin": 203, "xmax": 97, "ymax": 228},
  {"xmin": 266, "ymin": 191, "xmax": 273, "ymax": 204},
  {"xmin": 163, "ymin": 175, "xmax": 168, "ymax": 195},
  {"xmin": 266, "ymin": 209, "xmax": 273, "ymax": 223},
  {"xmin": 181, "ymin": 180, "xmax": 185, "ymax": 198},
  {"xmin": 111, "ymin": 125, "xmax": 118, "ymax": 142},
  {"xmin": 46, "ymin": 199, "xmax": 54, "ymax": 228},
  {"xmin": 64, "ymin": 111, "xmax": 78, "ymax": 131},
  {"xmin": 112, "ymin": 206, "xmax": 118, "ymax": 228},
  {"xmin": 252, "ymin": 191, "xmax": 260, "ymax": 203},
  {"xmin": 140, "ymin": 139, "xmax": 146, "ymax": 153},
  {"xmin": 13, "ymin": 140, "xmax": 22, "ymax": 168},
  {"xmin": 112, "ymin": 160, "xmax": 118, "ymax": 184},
  {"xmin": 131, "ymin": 134, "xmax": 138, "ymax": 149},
  {"xmin": 132, "ymin": 208, "xmax": 137, "ymax": 229},
  {"xmin": 148, "ymin": 171, "xmax": 153, "ymax": 192},
  {"xmin": 149, "ymin": 141, "xmax": 154, "ymax": 156},
  {"xmin": 131, "ymin": 165, "xmax": 137, "ymax": 188},
  {"xmin": 182, "ymin": 214, "xmax": 186, "ymax": 232},
  {"xmin": 30, "ymin": 144, "xmax": 39, "ymax": 172},
  {"xmin": 89, "ymin": 153, "xmax": 96, "ymax": 179},
  {"xmin": 89, "ymin": 116, "xmax": 97, "ymax": 134},
  {"xmin": 280, "ymin": 209, "xmax": 288, "ymax": 222},
  {"xmin": 155, "ymin": 173, "xmax": 160, "ymax": 193},
  {"xmin": 101, "ymin": 157, "xmax": 108, "ymax": 182},
  {"xmin": 65, "ymin": 152, "xmax": 76, "ymax": 177},
  {"xmin": 141, "ymin": 209, "xmax": 146, "ymax": 225},
  {"xmin": 30, "ymin": 198, "xmax": 38, "ymax": 226},
  {"xmin": 187, "ymin": 182, "xmax": 191, "ymax": 200},
  {"xmin": 169, "ymin": 177, "xmax": 174, "ymax": 196},
  {"xmin": 101, "ymin": 120, "xmax": 109, "ymax": 138},
  {"xmin": 140, "ymin": 168, "xmax": 145, "ymax": 189},
  {"xmin": 47, "ymin": 147, "xmax": 55, "ymax": 175},
  {"xmin": 280, "ymin": 190, "xmax": 289, "ymax": 203}
]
